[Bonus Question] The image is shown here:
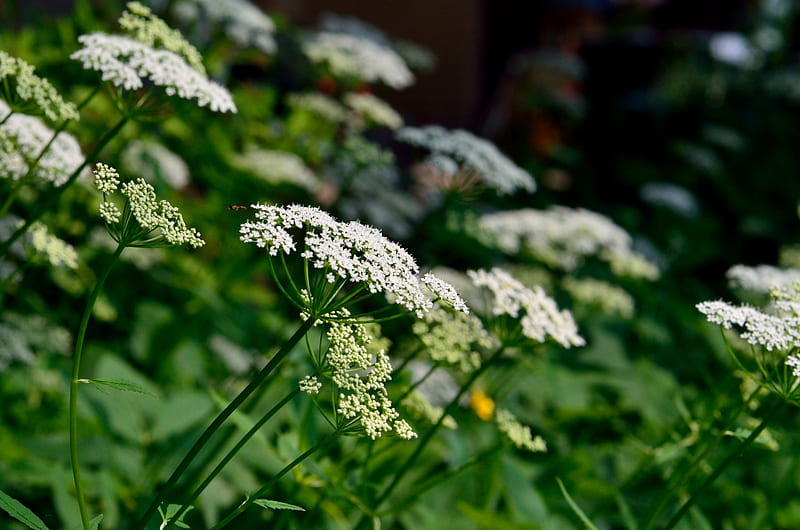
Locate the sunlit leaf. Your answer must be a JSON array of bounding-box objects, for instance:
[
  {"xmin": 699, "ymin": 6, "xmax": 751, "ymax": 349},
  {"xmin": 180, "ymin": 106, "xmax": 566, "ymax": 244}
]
[{"xmin": 0, "ymin": 488, "xmax": 49, "ymax": 530}]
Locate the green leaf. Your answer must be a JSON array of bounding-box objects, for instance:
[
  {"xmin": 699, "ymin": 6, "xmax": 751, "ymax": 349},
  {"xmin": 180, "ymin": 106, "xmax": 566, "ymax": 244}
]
[
  {"xmin": 556, "ymin": 478, "xmax": 599, "ymax": 530},
  {"xmin": 253, "ymin": 499, "xmax": 306, "ymax": 512},
  {"xmin": 0, "ymin": 488, "xmax": 49, "ymax": 530},
  {"xmin": 158, "ymin": 504, "xmax": 192, "ymax": 529},
  {"xmin": 82, "ymin": 378, "xmax": 157, "ymax": 397}
]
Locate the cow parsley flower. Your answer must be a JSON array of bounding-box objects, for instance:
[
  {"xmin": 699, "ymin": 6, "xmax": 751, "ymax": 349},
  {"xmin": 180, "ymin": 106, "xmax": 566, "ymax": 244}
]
[
  {"xmin": 0, "ymin": 51, "xmax": 79, "ymax": 123},
  {"xmin": 468, "ymin": 268, "xmax": 585, "ymax": 348},
  {"xmin": 239, "ymin": 204, "xmax": 467, "ymax": 317},
  {"xmin": 344, "ymin": 92, "xmax": 403, "ymax": 130},
  {"xmin": 412, "ymin": 305, "xmax": 494, "ymax": 372},
  {"xmin": 93, "ymin": 163, "xmax": 204, "ymax": 248},
  {"xmin": 299, "ymin": 375, "xmax": 322, "ymax": 395},
  {"xmin": 479, "ymin": 206, "xmax": 659, "ymax": 279},
  {"xmin": 561, "ymin": 277, "xmax": 635, "ymax": 319},
  {"xmin": 697, "ymin": 300, "xmax": 800, "ymax": 352},
  {"xmin": 27, "ymin": 221, "xmax": 79, "ymax": 269},
  {"xmin": 727, "ymin": 264, "xmax": 800, "ymax": 298},
  {"xmin": 397, "ymin": 126, "xmax": 536, "ymax": 195},
  {"xmin": 495, "ymin": 408, "xmax": 547, "ymax": 453},
  {"xmin": 173, "ymin": 0, "xmax": 276, "ymax": 54},
  {"xmin": 0, "ymin": 110, "xmax": 87, "ymax": 186}
]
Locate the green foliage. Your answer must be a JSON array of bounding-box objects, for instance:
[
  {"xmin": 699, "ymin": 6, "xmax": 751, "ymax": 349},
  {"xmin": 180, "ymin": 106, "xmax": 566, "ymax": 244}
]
[{"xmin": 0, "ymin": 489, "xmax": 49, "ymax": 530}]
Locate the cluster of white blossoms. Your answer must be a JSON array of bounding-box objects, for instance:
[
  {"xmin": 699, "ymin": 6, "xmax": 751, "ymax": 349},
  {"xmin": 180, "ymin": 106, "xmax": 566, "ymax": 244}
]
[
  {"xmin": 343, "ymin": 92, "xmax": 403, "ymax": 130},
  {"xmin": 239, "ymin": 204, "xmax": 468, "ymax": 317},
  {"xmin": 228, "ymin": 148, "xmax": 320, "ymax": 192},
  {"xmin": 120, "ymin": 139, "xmax": 191, "ymax": 189},
  {"xmin": 321, "ymin": 315, "xmax": 415, "ymax": 439},
  {"xmin": 479, "ymin": 206, "xmax": 659, "ymax": 279},
  {"xmin": 561, "ymin": 277, "xmax": 635, "ymax": 319},
  {"xmin": 94, "ymin": 163, "xmax": 205, "ymax": 248},
  {"xmin": 174, "ymin": 0, "xmax": 276, "ymax": 54},
  {"xmin": 412, "ymin": 305, "xmax": 496, "ymax": 372},
  {"xmin": 287, "ymin": 92, "xmax": 347, "ymax": 123},
  {"xmin": 0, "ymin": 101, "xmax": 88, "ymax": 186},
  {"xmin": 495, "ymin": 409, "xmax": 547, "ymax": 453},
  {"xmin": 696, "ymin": 297, "xmax": 800, "ymax": 352},
  {"xmin": 726, "ymin": 264, "xmax": 800, "ymax": 297},
  {"xmin": 303, "ymin": 32, "xmax": 414, "ymax": 90},
  {"xmin": 639, "ymin": 181, "xmax": 700, "ymax": 219},
  {"xmin": 70, "ymin": 3, "xmax": 236, "ymax": 113},
  {"xmin": 0, "ymin": 51, "xmax": 79, "ymax": 123},
  {"xmin": 468, "ymin": 268, "xmax": 585, "ymax": 348},
  {"xmin": 397, "ymin": 126, "xmax": 536, "ymax": 195},
  {"xmin": 26, "ymin": 221, "xmax": 79, "ymax": 269},
  {"xmin": 299, "ymin": 375, "xmax": 322, "ymax": 395}
]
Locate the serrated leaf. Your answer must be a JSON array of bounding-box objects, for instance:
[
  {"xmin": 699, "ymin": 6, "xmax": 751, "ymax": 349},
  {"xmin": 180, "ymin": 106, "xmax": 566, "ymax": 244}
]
[
  {"xmin": 253, "ymin": 499, "xmax": 306, "ymax": 512},
  {"xmin": 82, "ymin": 379, "xmax": 157, "ymax": 397},
  {"xmin": 0, "ymin": 488, "xmax": 49, "ymax": 530},
  {"xmin": 557, "ymin": 477, "xmax": 599, "ymax": 530}
]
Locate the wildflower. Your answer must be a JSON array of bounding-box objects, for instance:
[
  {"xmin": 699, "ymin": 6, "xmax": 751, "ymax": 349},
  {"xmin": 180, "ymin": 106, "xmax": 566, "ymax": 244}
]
[
  {"xmin": 239, "ymin": 204, "xmax": 467, "ymax": 317},
  {"xmin": 27, "ymin": 222, "xmax": 79, "ymax": 269},
  {"xmin": 0, "ymin": 109, "xmax": 88, "ymax": 186},
  {"xmin": 299, "ymin": 375, "xmax": 322, "ymax": 395},
  {"xmin": 495, "ymin": 409, "xmax": 547, "ymax": 452},
  {"xmin": 727, "ymin": 264, "xmax": 800, "ymax": 297},
  {"xmin": 70, "ymin": 3, "xmax": 236, "ymax": 113},
  {"xmin": 479, "ymin": 206, "xmax": 659, "ymax": 279},
  {"xmin": 228, "ymin": 149, "xmax": 320, "ymax": 191},
  {"xmin": 325, "ymin": 315, "xmax": 415, "ymax": 439},
  {"xmin": 561, "ymin": 277, "xmax": 635, "ymax": 319},
  {"xmin": 173, "ymin": 0, "xmax": 276, "ymax": 54},
  {"xmin": 121, "ymin": 140, "xmax": 190, "ymax": 189},
  {"xmin": 93, "ymin": 163, "xmax": 204, "ymax": 248},
  {"xmin": 344, "ymin": 92, "xmax": 403, "ymax": 130},
  {"xmin": 0, "ymin": 51, "xmax": 79, "ymax": 123},
  {"xmin": 468, "ymin": 267, "xmax": 585, "ymax": 348},
  {"xmin": 397, "ymin": 126, "xmax": 536, "ymax": 195},
  {"xmin": 412, "ymin": 305, "xmax": 494, "ymax": 372},
  {"xmin": 696, "ymin": 300, "xmax": 800, "ymax": 351},
  {"xmin": 470, "ymin": 389, "xmax": 495, "ymax": 421}
]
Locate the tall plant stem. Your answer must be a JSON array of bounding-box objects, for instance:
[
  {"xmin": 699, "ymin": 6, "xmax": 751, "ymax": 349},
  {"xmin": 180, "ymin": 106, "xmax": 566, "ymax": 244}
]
[
  {"xmin": 164, "ymin": 388, "xmax": 302, "ymax": 528},
  {"xmin": 210, "ymin": 432, "xmax": 338, "ymax": 529},
  {"xmin": 364, "ymin": 345, "xmax": 506, "ymax": 522},
  {"xmin": 661, "ymin": 397, "xmax": 785, "ymax": 530},
  {"xmin": 134, "ymin": 318, "xmax": 317, "ymax": 529},
  {"xmin": 0, "ymin": 115, "xmax": 129, "ymax": 257},
  {"xmin": 69, "ymin": 242, "xmax": 125, "ymax": 530}
]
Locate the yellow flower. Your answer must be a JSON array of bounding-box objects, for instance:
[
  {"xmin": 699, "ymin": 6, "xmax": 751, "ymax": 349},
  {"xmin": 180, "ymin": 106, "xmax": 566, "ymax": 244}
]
[{"xmin": 470, "ymin": 389, "xmax": 495, "ymax": 421}]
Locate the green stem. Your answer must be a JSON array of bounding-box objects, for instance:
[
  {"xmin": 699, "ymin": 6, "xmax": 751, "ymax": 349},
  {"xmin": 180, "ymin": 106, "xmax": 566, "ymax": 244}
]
[
  {"xmin": 661, "ymin": 397, "xmax": 785, "ymax": 530},
  {"xmin": 69, "ymin": 242, "xmax": 125, "ymax": 530},
  {"xmin": 210, "ymin": 432, "xmax": 339, "ymax": 529},
  {"xmin": 134, "ymin": 317, "xmax": 317, "ymax": 529},
  {"xmin": 165, "ymin": 388, "xmax": 302, "ymax": 527},
  {"xmin": 0, "ymin": 115, "xmax": 129, "ymax": 258},
  {"xmin": 367, "ymin": 345, "xmax": 507, "ymax": 517}
]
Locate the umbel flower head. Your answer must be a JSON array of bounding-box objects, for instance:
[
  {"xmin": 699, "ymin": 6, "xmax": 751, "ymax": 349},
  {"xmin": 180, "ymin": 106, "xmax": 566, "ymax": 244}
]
[
  {"xmin": 173, "ymin": 0, "xmax": 277, "ymax": 54},
  {"xmin": 495, "ymin": 408, "xmax": 547, "ymax": 453},
  {"xmin": 397, "ymin": 126, "xmax": 536, "ymax": 196},
  {"xmin": 93, "ymin": 163, "xmax": 204, "ymax": 248},
  {"xmin": 0, "ymin": 51, "xmax": 79, "ymax": 123},
  {"xmin": 0, "ymin": 100, "xmax": 88, "ymax": 186},
  {"xmin": 70, "ymin": 2, "xmax": 236, "ymax": 113},
  {"xmin": 239, "ymin": 204, "xmax": 467, "ymax": 318},
  {"xmin": 468, "ymin": 267, "xmax": 585, "ymax": 348}
]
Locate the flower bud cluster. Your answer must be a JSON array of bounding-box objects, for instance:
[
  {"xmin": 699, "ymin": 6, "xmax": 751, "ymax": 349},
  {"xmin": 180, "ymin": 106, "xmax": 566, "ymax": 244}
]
[
  {"xmin": 495, "ymin": 409, "xmax": 547, "ymax": 453},
  {"xmin": 0, "ymin": 51, "xmax": 79, "ymax": 123}
]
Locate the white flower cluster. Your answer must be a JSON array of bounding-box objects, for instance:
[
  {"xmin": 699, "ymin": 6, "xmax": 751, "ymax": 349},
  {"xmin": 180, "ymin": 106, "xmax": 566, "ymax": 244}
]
[
  {"xmin": 495, "ymin": 408, "xmax": 547, "ymax": 453},
  {"xmin": 174, "ymin": 0, "xmax": 276, "ymax": 54},
  {"xmin": 121, "ymin": 139, "xmax": 190, "ymax": 189},
  {"xmin": 228, "ymin": 148, "xmax": 320, "ymax": 191},
  {"xmin": 412, "ymin": 305, "xmax": 495, "ymax": 372},
  {"xmin": 93, "ymin": 163, "xmax": 205, "ymax": 247},
  {"xmin": 397, "ymin": 126, "xmax": 536, "ymax": 195},
  {"xmin": 696, "ymin": 300, "xmax": 800, "ymax": 351},
  {"xmin": 344, "ymin": 92, "xmax": 403, "ymax": 130},
  {"xmin": 561, "ymin": 277, "xmax": 635, "ymax": 319},
  {"xmin": 326, "ymin": 317, "xmax": 415, "ymax": 439},
  {"xmin": 0, "ymin": 105, "xmax": 87, "ymax": 186},
  {"xmin": 239, "ymin": 204, "xmax": 467, "ymax": 317},
  {"xmin": 727, "ymin": 264, "xmax": 800, "ymax": 297},
  {"xmin": 304, "ymin": 32, "xmax": 414, "ymax": 89},
  {"xmin": 287, "ymin": 92, "xmax": 347, "ymax": 123},
  {"xmin": 479, "ymin": 206, "xmax": 658, "ymax": 279},
  {"xmin": 119, "ymin": 2, "xmax": 206, "ymax": 73},
  {"xmin": 0, "ymin": 51, "xmax": 79, "ymax": 123},
  {"xmin": 468, "ymin": 268, "xmax": 585, "ymax": 348},
  {"xmin": 640, "ymin": 181, "xmax": 700, "ymax": 218},
  {"xmin": 299, "ymin": 375, "xmax": 322, "ymax": 395},
  {"xmin": 71, "ymin": 33, "xmax": 236, "ymax": 112},
  {"xmin": 27, "ymin": 221, "xmax": 79, "ymax": 269}
]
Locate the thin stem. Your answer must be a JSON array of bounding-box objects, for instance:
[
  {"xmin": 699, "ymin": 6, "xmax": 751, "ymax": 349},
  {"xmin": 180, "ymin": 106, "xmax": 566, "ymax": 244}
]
[
  {"xmin": 661, "ymin": 396, "xmax": 785, "ymax": 530},
  {"xmin": 0, "ymin": 115, "xmax": 129, "ymax": 257},
  {"xmin": 210, "ymin": 432, "xmax": 339, "ymax": 529},
  {"xmin": 69, "ymin": 242, "xmax": 125, "ymax": 530},
  {"xmin": 164, "ymin": 388, "xmax": 302, "ymax": 528},
  {"xmin": 134, "ymin": 318, "xmax": 317, "ymax": 529}
]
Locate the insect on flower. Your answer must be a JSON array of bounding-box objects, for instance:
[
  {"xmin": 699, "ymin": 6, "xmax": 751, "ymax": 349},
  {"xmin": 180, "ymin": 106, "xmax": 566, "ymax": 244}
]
[{"xmin": 228, "ymin": 204, "xmax": 249, "ymax": 211}]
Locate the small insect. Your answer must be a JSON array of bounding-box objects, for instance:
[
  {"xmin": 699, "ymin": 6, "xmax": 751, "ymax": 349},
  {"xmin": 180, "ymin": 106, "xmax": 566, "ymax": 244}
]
[{"xmin": 228, "ymin": 204, "xmax": 248, "ymax": 211}]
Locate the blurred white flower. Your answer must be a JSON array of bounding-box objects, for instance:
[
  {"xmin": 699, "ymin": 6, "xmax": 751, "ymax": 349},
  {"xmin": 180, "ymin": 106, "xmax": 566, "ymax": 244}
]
[{"xmin": 709, "ymin": 33, "xmax": 757, "ymax": 68}]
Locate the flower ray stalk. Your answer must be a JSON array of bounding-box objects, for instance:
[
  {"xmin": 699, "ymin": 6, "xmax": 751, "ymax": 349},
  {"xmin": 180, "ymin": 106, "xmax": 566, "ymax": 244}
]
[
  {"xmin": 134, "ymin": 317, "xmax": 317, "ymax": 529},
  {"xmin": 69, "ymin": 242, "xmax": 125, "ymax": 530},
  {"xmin": 163, "ymin": 388, "xmax": 302, "ymax": 528},
  {"xmin": 0, "ymin": 115, "xmax": 129, "ymax": 257}
]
